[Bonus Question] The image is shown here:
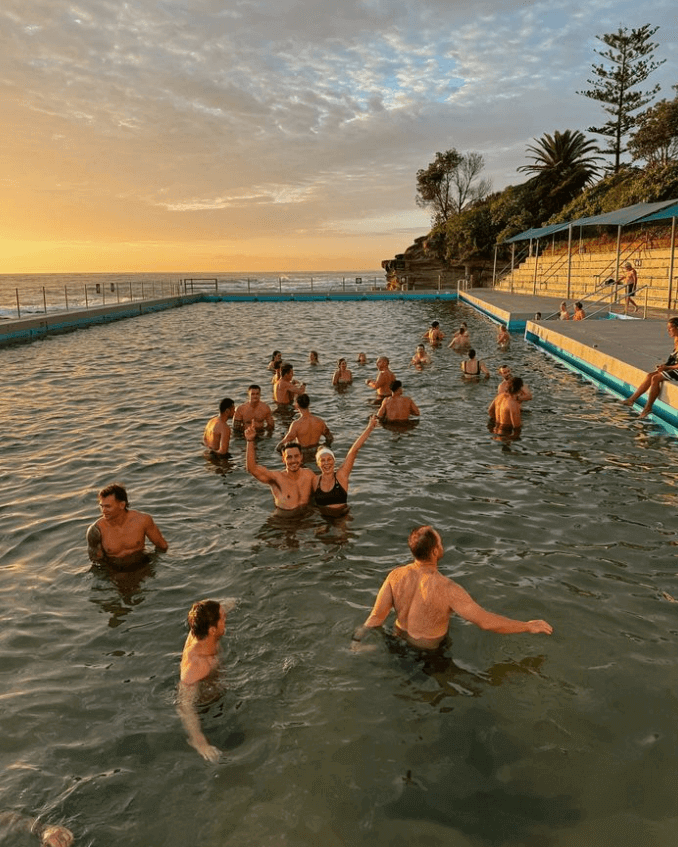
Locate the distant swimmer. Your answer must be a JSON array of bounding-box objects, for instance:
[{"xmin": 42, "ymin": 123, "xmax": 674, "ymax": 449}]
[
  {"xmin": 377, "ymin": 380, "xmax": 420, "ymax": 423},
  {"xmin": 488, "ymin": 365, "xmax": 532, "ymax": 417},
  {"xmin": 497, "ymin": 325, "xmax": 510, "ymax": 349},
  {"xmin": 411, "ymin": 344, "xmax": 431, "ymax": 367},
  {"xmin": 313, "ymin": 416, "xmax": 378, "ymax": 514},
  {"xmin": 203, "ymin": 397, "xmax": 235, "ymax": 457},
  {"xmin": 356, "ymin": 352, "xmax": 368, "ymax": 365},
  {"xmin": 0, "ymin": 811, "xmax": 74, "ymax": 847},
  {"xmin": 460, "ymin": 349, "xmax": 489, "ymax": 379},
  {"xmin": 309, "ymin": 350, "xmax": 319, "ymax": 365},
  {"xmin": 233, "ymin": 384, "xmax": 274, "ymax": 432},
  {"xmin": 448, "ymin": 325, "xmax": 470, "ymax": 352},
  {"xmin": 351, "ymin": 525, "xmax": 552, "ymax": 651},
  {"xmin": 245, "ymin": 424, "xmax": 315, "ymax": 514},
  {"xmin": 492, "ymin": 376, "xmax": 524, "ymax": 434},
  {"xmin": 267, "ymin": 350, "xmax": 283, "ymax": 372},
  {"xmin": 178, "ymin": 598, "xmax": 237, "ymax": 762},
  {"xmin": 422, "ymin": 321, "xmax": 444, "ymax": 343},
  {"xmin": 332, "ymin": 357, "xmax": 353, "ymax": 386},
  {"xmin": 273, "ymin": 363, "xmax": 306, "ymax": 406},
  {"xmin": 277, "ymin": 394, "xmax": 333, "ymax": 452},
  {"xmin": 366, "ymin": 356, "xmax": 396, "ymax": 399},
  {"xmin": 87, "ymin": 483, "xmax": 168, "ymax": 569}
]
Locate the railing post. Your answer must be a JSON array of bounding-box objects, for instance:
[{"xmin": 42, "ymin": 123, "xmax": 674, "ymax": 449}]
[
  {"xmin": 15, "ymin": 288, "xmax": 21, "ymax": 319},
  {"xmin": 84, "ymin": 285, "xmax": 89, "ymax": 308},
  {"xmin": 102, "ymin": 284, "xmax": 106, "ymax": 306},
  {"xmin": 43, "ymin": 286, "xmax": 47, "ymax": 314},
  {"xmin": 141, "ymin": 281, "xmax": 145, "ymax": 299},
  {"xmin": 129, "ymin": 281, "xmax": 133, "ymax": 302},
  {"xmin": 65, "ymin": 285, "xmax": 69, "ymax": 311}
]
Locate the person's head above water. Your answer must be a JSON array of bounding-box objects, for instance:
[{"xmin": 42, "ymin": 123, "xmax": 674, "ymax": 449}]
[
  {"xmin": 187, "ymin": 599, "xmax": 222, "ymax": 640},
  {"xmin": 98, "ymin": 483, "xmax": 129, "ymax": 509},
  {"xmin": 219, "ymin": 397, "xmax": 234, "ymax": 414},
  {"xmin": 295, "ymin": 393, "xmax": 311, "ymax": 410},
  {"xmin": 408, "ymin": 525, "xmax": 442, "ymax": 561}
]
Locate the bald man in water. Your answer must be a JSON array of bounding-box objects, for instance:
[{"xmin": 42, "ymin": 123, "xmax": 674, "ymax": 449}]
[{"xmin": 352, "ymin": 525, "xmax": 552, "ymax": 651}]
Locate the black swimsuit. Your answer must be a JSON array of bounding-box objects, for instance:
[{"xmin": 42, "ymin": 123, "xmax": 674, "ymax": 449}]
[
  {"xmin": 664, "ymin": 350, "xmax": 678, "ymax": 382},
  {"xmin": 314, "ymin": 475, "xmax": 348, "ymax": 507}
]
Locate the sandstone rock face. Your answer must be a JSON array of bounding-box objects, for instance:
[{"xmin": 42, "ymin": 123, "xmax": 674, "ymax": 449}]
[{"xmin": 381, "ymin": 235, "xmax": 491, "ymax": 289}]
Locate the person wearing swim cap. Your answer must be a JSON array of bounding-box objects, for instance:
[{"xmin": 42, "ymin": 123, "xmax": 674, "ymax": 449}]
[{"xmin": 313, "ymin": 416, "xmax": 378, "ymax": 514}]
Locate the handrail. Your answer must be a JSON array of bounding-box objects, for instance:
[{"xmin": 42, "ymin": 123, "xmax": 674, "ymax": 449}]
[
  {"xmin": 592, "ymin": 234, "xmax": 648, "ymax": 286},
  {"xmin": 494, "ymin": 246, "xmax": 529, "ymax": 289},
  {"xmin": 584, "ymin": 284, "xmax": 650, "ymax": 320}
]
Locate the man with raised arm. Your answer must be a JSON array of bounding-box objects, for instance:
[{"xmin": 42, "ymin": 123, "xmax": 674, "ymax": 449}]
[
  {"xmin": 86, "ymin": 483, "xmax": 168, "ymax": 569},
  {"xmin": 233, "ymin": 385, "xmax": 274, "ymax": 432},
  {"xmin": 352, "ymin": 526, "xmax": 552, "ymax": 651},
  {"xmin": 203, "ymin": 397, "xmax": 235, "ymax": 457},
  {"xmin": 276, "ymin": 393, "xmax": 333, "ymax": 452},
  {"xmin": 377, "ymin": 380, "xmax": 420, "ymax": 423},
  {"xmin": 178, "ymin": 598, "xmax": 236, "ymax": 762},
  {"xmin": 245, "ymin": 423, "xmax": 315, "ymax": 514},
  {"xmin": 273, "ymin": 363, "xmax": 306, "ymax": 405}
]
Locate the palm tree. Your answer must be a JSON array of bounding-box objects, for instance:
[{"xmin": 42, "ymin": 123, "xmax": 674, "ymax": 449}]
[{"xmin": 518, "ymin": 129, "xmax": 603, "ymax": 195}]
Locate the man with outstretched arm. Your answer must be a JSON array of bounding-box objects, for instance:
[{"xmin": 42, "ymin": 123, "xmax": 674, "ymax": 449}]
[
  {"xmin": 178, "ymin": 599, "xmax": 236, "ymax": 762},
  {"xmin": 352, "ymin": 526, "xmax": 552, "ymax": 651},
  {"xmin": 245, "ymin": 423, "xmax": 315, "ymax": 514},
  {"xmin": 86, "ymin": 483, "xmax": 168, "ymax": 569}
]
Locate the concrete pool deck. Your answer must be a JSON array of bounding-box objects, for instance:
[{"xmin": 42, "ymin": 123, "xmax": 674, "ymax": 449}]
[{"xmin": 460, "ymin": 288, "xmax": 678, "ymax": 431}]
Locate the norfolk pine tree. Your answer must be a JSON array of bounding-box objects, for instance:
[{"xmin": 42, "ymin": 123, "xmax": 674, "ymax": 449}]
[{"xmin": 578, "ymin": 24, "xmax": 665, "ymax": 172}]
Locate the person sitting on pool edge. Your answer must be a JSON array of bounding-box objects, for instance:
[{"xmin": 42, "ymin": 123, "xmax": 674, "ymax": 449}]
[
  {"xmin": 351, "ymin": 525, "xmax": 553, "ymax": 651},
  {"xmin": 377, "ymin": 380, "xmax": 420, "ymax": 423},
  {"xmin": 622, "ymin": 317, "xmax": 678, "ymax": 419},
  {"xmin": 178, "ymin": 598, "xmax": 237, "ymax": 762},
  {"xmin": 203, "ymin": 397, "xmax": 235, "ymax": 457},
  {"xmin": 245, "ymin": 424, "xmax": 315, "ymax": 514},
  {"xmin": 87, "ymin": 483, "xmax": 168, "ymax": 570},
  {"xmin": 276, "ymin": 393, "xmax": 333, "ymax": 454}
]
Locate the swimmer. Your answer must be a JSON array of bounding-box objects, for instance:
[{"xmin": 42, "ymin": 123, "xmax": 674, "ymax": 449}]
[
  {"xmin": 448, "ymin": 325, "xmax": 470, "ymax": 352},
  {"xmin": 313, "ymin": 416, "xmax": 378, "ymax": 514},
  {"xmin": 203, "ymin": 397, "xmax": 235, "ymax": 457},
  {"xmin": 496, "ymin": 325, "xmax": 510, "ymax": 349},
  {"xmin": 422, "ymin": 321, "xmax": 444, "ymax": 343},
  {"xmin": 277, "ymin": 394, "xmax": 333, "ymax": 452},
  {"xmin": 460, "ymin": 349, "xmax": 489, "ymax": 379},
  {"xmin": 245, "ymin": 424, "xmax": 315, "ymax": 513},
  {"xmin": 492, "ymin": 376, "xmax": 523, "ymax": 434},
  {"xmin": 178, "ymin": 598, "xmax": 237, "ymax": 762},
  {"xmin": 411, "ymin": 344, "xmax": 431, "ymax": 367},
  {"xmin": 309, "ymin": 350, "xmax": 319, "ymax": 365},
  {"xmin": 266, "ymin": 350, "xmax": 283, "ymax": 371},
  {"xmin": 87, "ymin": 483, "xmax": 168, "ymax": 569},
  {"xmin": 366, "ymin": 356, "xmax": 396, "ymax": 399},
  {"xmin": 487, "ymin": 365, "xmax": 532, "ymax": 417},
  {"xmin": 352, "ymin": 525, "xmax": 552, "ymax": 651},
  {"xmin": 356, "ymin": 352, "xmax": 368, "ymax": 365},
  {"xmin": 573, "ymin": 301, "xmax": 585, "ymax": 321},
  {"xmin": 377, "ymin": 380, "xmax": 420, "ymax": 422},
  {"xmin": 273, "ymin": 363, "xmax": 306, "ymax": 405},
  {"xmin": 0, "ymin": 811, "xmax": 74, "ymax": 846},
  {"xmin": 233, "ymin": 385, "xmax": 274, "ymax": 432},
  {"xmin": 332, "ymin": 357, "xmax": 353, "ymax": 386}
]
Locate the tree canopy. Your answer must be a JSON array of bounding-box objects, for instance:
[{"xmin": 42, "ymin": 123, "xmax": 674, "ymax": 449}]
[
  {"xmin": 628, "ymin": 89, "xmax": 678, "ymax": 166},
  {"xmin": 415, "ymin": 149, "xmax": 490, "ymax": 226},
  {"xmin": 577, "ymin": 24, "xmax": 665, "ymax": 172}
]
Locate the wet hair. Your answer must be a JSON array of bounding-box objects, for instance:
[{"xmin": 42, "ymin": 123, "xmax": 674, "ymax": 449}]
[
  {"xmin": 219, "ymin": 397, "xmax": 234, "ymax": 414},
  {"xmin": 248, "ymin": 384, "xmax": 261, "ymax": 393},
  {"xmin": 669, "ymin": 317, "xmax": 678, "ymax": 330},
  {"xmin": 431, "ymin": 321, "xmax": 440, "ymax": 328},
  {"xmin": 390, "ymin": 379, "xmax": 402, "ymax": 392},
  {"xmin": 296, "ymin": 393, "xmax": 310, "ymax": 409},
  {"xmin": 281, "ymin": 440, "xmax": 302, "ymax": 456},
  {"xmin": 310, "ymin": 350, "xmax": 318, "ymax": 360},
  {"xmin": 575, "ymin": 301, "xmax": 583, "ymax": 310},
  {"xmin": 468, "ymin": 349, "xmax": 476, "ymax": 359},
  {"xmin": 187, "ymin": 599, "xmax": 221, "ymax": 639},
  {"xmin": 408, "ymin": 525, "xmax": 440, "ymax": 560},
  {"xmin": 337, "ymin": 357, "xmax": 346, "ymax": 366},
  {"xmin": 281, "ymin": 363, "xmax": 294, "ymax": 378},
  {"xmin": 270, "ymin": 350, "xmax": 281, "ymax": 361},
  {"xmin": 98, "ymin": 483, "xmax": 129, "ymax": 508},
  {"xmin": 507, "ymin": 376, "xmax": 524, "ymax": 395}
]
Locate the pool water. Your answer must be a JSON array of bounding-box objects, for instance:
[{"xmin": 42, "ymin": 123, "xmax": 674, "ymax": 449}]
[{"xmin": 1, "ymin": 299, "xmax": 677, "ymax": 846}]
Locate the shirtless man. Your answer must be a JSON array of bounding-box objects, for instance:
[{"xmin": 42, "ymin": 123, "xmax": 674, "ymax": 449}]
[
  {"xmin": 377, "ymin": 380, "xmax": 420, "ymax": 423},
  {"xmin": 411, "ymin": 344, "xmax": 431, "ymax": 367},
  {"xmin": 273, "ymin": 364, "xmax": 306, "ymax": 406},
  {"xmin": 0, "ymin": 811, "xmax": 74, "ymax": 847},
  {"xmin": 352, "ymin": 526, "xmax": 552, "ymax": 651},
  {"xmin": 448, "ymin": 325, "xmax": 470, "ymax": 352},
  {"xmin": 203, "ymin": 397, "xmax": 235, "ymax": 456},
  {"xmin": 487, "ymin": 365, "xmax": 532, "ymax": 417},
  {"xmin": 87, "ymin": 483, "xmax": 168, "ymax": 569},
  {"xmin": 233, "ymin": 385, "xmax": 274, "ymax": 432},
  {"xmin": 178, "ymin": 598, "xmax": 236, "ymax": 762},
  {"xmin": 493, "ymin": 376, "xmax": 524, "ymax": 433},
  {"xmin": 277, "ymin": 394, "xmax": 333, "ymax": 452},
  {"xmin": 245, "ymin": 424, "xmax": 315, "ymax": 513},
  {"xmin": 365, "ymin": 356, "xmax": 396, "ymax": 399},
  {"xmin": 422, "ymin": 321, "xmax": 444, "ymax": 342}
]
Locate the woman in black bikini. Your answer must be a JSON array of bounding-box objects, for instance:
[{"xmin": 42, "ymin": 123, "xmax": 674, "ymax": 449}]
[
  {"xmin": 460, "ymin": 349, "xmax": 489, "ymax": 379},
  {"xmin": 622, "ymin": 318, "xmax": 678, "ymax": 419},
  {"xmin": 313, "ymin": 416, "xmax": 378, "ymax": 514}
]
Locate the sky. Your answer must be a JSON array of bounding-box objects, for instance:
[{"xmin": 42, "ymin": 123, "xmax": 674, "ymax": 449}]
[{"xmin": 1, "ymin": 0, "xmax": 676, "ymax": 274}]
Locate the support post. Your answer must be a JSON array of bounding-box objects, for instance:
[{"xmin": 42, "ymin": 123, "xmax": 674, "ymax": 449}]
[
  {"xmin": 532, "ymin": 240, "xmax": 540, "ymax": 295},
  {"xmin": 668, "ymin": 216, "xmax": 676, "ymax": 311},
  {"xmin": 566, "ymin": 224, "xmax": 573, "ymax": 300},
  {"xmin": 492, "ymin": 244, "xmax": 498, "ymax": 286}
]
